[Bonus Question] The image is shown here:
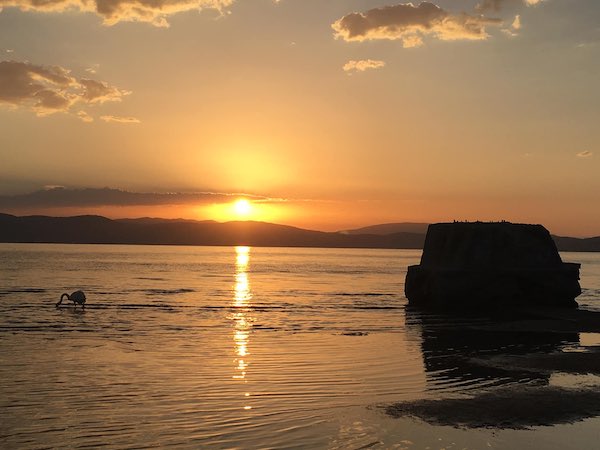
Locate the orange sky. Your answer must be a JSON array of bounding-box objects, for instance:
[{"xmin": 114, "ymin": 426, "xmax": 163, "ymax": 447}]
[{"xmin": 0, "ymin": 0, "xmax": 599, "ymax": 236}]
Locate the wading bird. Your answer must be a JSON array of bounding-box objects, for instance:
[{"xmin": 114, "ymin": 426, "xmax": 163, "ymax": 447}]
[{"xmin": 56, "ymin": 290, "xmax": 86, "ymax": 308}]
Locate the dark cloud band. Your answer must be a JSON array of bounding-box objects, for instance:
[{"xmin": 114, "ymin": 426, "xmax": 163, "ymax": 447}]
[{"xmin": 0, "ymin": 187, "xmax": 275, "ymax": 209}]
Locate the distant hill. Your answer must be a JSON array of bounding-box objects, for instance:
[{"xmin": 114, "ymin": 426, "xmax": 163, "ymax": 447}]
[
  {"xmin": 0, "ymin": 213, "xmax": 598, "ymax": 251},
  {"xmin": 343, "ymin": 222, "xmax": 600, "ymax": 252},
  {"xmin": 0, "ymin": 213, "xmax": 425, "ymax": 249},
  {"xmin": 552, "ymin": 235, "xmax": 600, "ymax": 253},
  {"xmin": 343, "ymin": 223, "xmax": 430, "ymax": 235},
  {"xmin": 115, "ymin": 217, "xmax": 216, "ymax": 225}
]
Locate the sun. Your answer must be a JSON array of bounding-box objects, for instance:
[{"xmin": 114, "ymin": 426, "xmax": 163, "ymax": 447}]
[
  {"xmin": 200, "ymin": 197, "xmax": 286, "ymax": 223},
  {"xmin": 234, "ymin": 199, "xmax": 252, "ymax": 217}
]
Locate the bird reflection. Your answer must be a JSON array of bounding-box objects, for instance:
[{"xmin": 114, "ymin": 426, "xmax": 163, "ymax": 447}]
[{"xmin": 231, "ymin": 246, "xmax": 253, "ymax": 410}]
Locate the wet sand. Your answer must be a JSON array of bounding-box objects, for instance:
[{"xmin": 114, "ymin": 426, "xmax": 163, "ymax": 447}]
[{"xmin": 386, "ymin": 386, "xmax": 600, "ymax": 429}]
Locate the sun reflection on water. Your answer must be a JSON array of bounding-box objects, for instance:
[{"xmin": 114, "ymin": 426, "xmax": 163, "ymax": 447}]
[{"xmin": 232, "ymin": 246, "xmax": 253, "ymax": 409}]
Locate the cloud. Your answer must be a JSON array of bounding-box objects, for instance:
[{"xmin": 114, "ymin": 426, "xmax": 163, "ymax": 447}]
[
  {"xmin": 80, "ymin": 78, "xmax": 128, "ymax": 103},
  {"xmin": 100, "ymin": 115, "xmax": 140, "ymax": 124},
  {"xmin": 476, "ymin": 0, "xmax": 544, "ymax": 12},
  {"xmin": 512, "ymin": 14, "xmax": 521, "ymax": 30},
  {"xmin": 0, "ymin": 60, "xmax": 129, "ymax": 117},
  {"xmin": 343, "ymin": 59, "xmax": 386, "ymax": 73},
  {"xmin": 502, "ymin": 14, "xmax": 521, "ymax": 36},
  {"xmin": 0, "ymin": 0, "xmax": 234, "ymax": 27},
  {"xmin": 85, "ymin": 64, "xmax": 99, "ymax": 74},
  {"xmin": 576, "ymin": 151, "xmax": 593, "ymax": 158},
  {"xmin": 332, "ymin": 2, "xmax": 502, "ymax": 48},
  {"xmin": 0, "ymin": 187, "xmax": 274, "ymax": 209},
  {"xmin": 77, "ymin": 110, "xmax": 94, "ymax": 122}
]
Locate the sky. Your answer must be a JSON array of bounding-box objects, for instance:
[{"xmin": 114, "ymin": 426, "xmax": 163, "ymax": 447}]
[{"xmin": 0, "ymin": 0, "xmax": 599, "ymax": 236}]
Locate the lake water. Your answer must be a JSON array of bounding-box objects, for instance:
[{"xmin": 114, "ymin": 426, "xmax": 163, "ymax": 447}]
[{"xmin": 1, "ymin": 244, "xmax": 600, "ymax": 449}]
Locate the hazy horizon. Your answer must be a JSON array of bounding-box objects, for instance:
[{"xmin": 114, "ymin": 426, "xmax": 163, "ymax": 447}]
[{"xmin": 1, "ymin": 191, "xmax": 599, "ymax": 239}]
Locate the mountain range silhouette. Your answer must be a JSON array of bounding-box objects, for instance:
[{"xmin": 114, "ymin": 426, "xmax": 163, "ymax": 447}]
[{"xmin": 1, "ymin": 213, "xmax": 599, "ymax": 251}]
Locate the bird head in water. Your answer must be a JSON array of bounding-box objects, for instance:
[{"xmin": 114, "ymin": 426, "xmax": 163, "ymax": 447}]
[{"xmin": 56, "ymin": 290, "xmax": 86, "ymax": 308}]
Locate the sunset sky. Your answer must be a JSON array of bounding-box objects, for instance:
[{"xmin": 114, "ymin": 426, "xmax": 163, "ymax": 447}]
[{"xmin": 0, "ymin": 0, "xmax": 598, "ymax": 236}]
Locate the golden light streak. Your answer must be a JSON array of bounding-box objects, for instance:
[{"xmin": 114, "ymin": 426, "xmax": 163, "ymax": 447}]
[{"xmin": 230, "ymin": 246, "xmax": 253, "ymax": 412}]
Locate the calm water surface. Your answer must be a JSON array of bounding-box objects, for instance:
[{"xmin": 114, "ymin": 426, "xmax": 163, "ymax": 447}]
[{"xmin": 1, "ymin": 244, "xmax": 600, "ymax": 449}]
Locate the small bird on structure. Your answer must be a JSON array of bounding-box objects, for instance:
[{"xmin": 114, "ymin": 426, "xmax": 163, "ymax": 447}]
[{"xmin": 56, "ymin": 290, "xmax": 86, "ymax": 308}]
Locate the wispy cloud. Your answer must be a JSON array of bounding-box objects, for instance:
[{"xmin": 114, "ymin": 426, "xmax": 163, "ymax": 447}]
[
  {"xmin": 0, "ymin": 60, "xmax": 130, "ymax": 118},
  {"xmin": 476, "ymin": 0, "xmax": 545, "ymax": 12},
  {"xmin": 100, "ymin": 115, "xmax": 141, "ymax": 124},
  {"xmin": 77, "ymin": 111, "xmax": 94, "ymax": 123},
  {"xmin": 343, "ymin": 59, "xmax": 386, "ymax": 73},
  {"xmin": 502, "ymin": 14, "xmax": 521, "ymax": 36},
  {"xmin": 512, "ymin": 14, "xmax": 522, "ymax": 30},
  {"xmin": 0, "ymin": 0, "xmax": 234, "ymax": 27},
  {"xmin": 332, "ymin": 2, "xmax": 502, "ymax": 48},
  {"xmin": 85, "ymin": 64, "xmax": 100, "ymax": 74},
  {"xmin": 576, "ymin": 151, "xmax": 593, "ymax": 158},
  {"xmin": 80, "ymin": 78, "xmax": 129, "ymax": 103}
]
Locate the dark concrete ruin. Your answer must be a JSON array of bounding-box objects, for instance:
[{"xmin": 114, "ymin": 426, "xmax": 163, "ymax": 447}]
[{"xmin": 405, "ymin": 222, "xmax": 581, "ymax": 308}]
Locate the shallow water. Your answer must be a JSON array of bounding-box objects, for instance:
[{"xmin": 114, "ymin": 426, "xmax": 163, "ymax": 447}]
[{"xmin": 1, "ymin": 244, "xmax": 599, "ymax": 449}]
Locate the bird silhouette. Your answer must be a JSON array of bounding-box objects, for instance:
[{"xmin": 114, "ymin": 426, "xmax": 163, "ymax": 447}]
[{"xmin": 56, "ymin": 290, "xmax": 86, "ymax": 308}]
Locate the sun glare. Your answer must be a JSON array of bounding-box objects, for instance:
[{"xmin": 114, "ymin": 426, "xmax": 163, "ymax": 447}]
[
  {"xmin": 200, "ymin": 198, "xmax": 289, "ymax": 223},
  {"xmin": 234, "ymin": 199, "xmax": 252, "ymax": 217}
]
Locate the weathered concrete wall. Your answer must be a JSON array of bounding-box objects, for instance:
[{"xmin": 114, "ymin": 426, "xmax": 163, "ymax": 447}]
[
  {"xmin": 405, "ymin": 222, "xmax": 581, "ymax": 309},
  {"xmin": 420, "ymin": 222, "xmax": 563, "ymax": 269}
]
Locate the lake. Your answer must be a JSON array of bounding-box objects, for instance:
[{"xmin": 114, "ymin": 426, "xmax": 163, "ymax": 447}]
[{"xmin": 1, "ymin": 244, "xmax": 600, "ymax": 449}]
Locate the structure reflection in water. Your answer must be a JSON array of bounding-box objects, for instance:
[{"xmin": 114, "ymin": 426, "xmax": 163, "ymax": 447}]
[
  {"xmin": 232, "ymin": 246, "xmax": 253, "ymax": 409},
  {"xmin": 389, "ymin": 308, "xmax": 600, "ymax": 430},
  {"xmin": 405, "ymin": 307, "xmax": 579, "ymax": 390}
]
